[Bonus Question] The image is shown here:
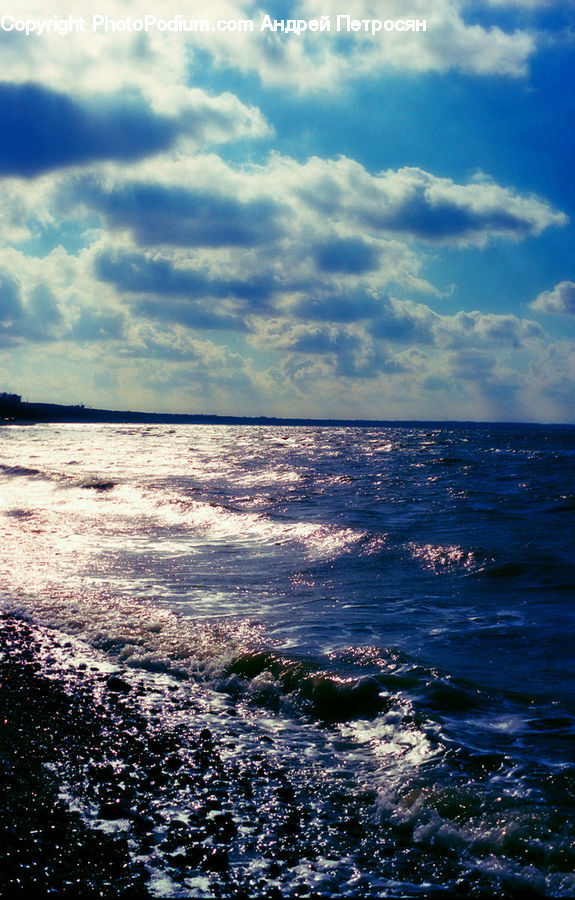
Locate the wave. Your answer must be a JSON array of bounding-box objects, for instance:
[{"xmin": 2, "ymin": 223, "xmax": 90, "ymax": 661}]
[
  {"xmin": 375, "ymin": 774, "xmax": 575, "ymax": 898},
  {"xmin": 4, "ymin": 576, "xmax": 574, "ymax": 898},
  {"xmin": 0, "ymin": 582, "xmax": 401, "ymax": 723},
  {"xmin": 79, "ymin": 480, "xmax": 117, "ymax": 492},
  {"xmin": 0, "ymin": 463, "xmax": 44, "ymax": 478},
  {"xmin": 406, "ymin": 541, "xmax": 488, "ymax": 574},
  {"xmin": 154, "ymin": 493, "xmax": 369, "ymax": 558}
]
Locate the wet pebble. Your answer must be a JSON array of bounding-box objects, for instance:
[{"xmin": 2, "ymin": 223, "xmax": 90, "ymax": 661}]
[
  {"xmin": 203, "ymin": 847, "xmax": 229, "ymax": 872},
  {"xmin": 106, "ymin": 673, "xmax": 132, "ymax": 694}
]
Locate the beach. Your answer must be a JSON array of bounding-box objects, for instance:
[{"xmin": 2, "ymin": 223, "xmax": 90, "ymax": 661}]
[{"xmin": 0, "ymin": 613, "xmax": 405, "ymax": 899}]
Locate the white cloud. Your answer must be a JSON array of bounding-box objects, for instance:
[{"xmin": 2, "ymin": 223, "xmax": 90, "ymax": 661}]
[
  {"xmin": 307, "ymin": 161, "xmax": 567, "ymax": 245},
  {"xmin": 531, "ymin": 281, "xmax": 575, "ymax": 315},
  {"xmin": 526, "ymin": 340, "xmax": 575, "ymax": 420},
  {"xmin": 435, "ymin": 309, "xmax": 545, "ymax": 348},
  {"xmin": 49, "ymin": 154, "xmax": 567, "ymax": 264},
  {"xmin": 297, "ymin": 0, "xmax": 536, "ymax": 76},
  {"xmin": 0, "ymin": 0, "xmax": 544, "ymax": 102}
]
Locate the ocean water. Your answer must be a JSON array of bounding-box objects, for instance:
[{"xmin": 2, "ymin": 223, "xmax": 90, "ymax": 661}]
[{"xmin": 1, "ymin": 422, "xmax": 575, "ymax": 896}]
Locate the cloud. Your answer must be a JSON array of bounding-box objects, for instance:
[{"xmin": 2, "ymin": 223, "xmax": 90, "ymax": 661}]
[
  {"xmin": 313, "ymin": 237, "xmax": 380, "ymax": 274},
  {"xmin": 26, "ymin": 284, "xmax": 63, "ymax": 338},
  {"xmin": 0, "ymin": 272, "xmax": 24, "ymax": 328},
  {"xmin": 249, "ymin": 318, "xmax": 404, "ymax": 378},
  {"xmin": 53, "ymin": 157, "xmax": 566, "ymax": 286},
  {"xmin": 449, "ymin": 347, "xmax": 526, "ymax": 416},
  {"xmin": 0, "ymin": 269, "xmax": 67, "ymax": 344},
  {"xmin": 0, "ymin": 83, "xmax": 177, "ymax": 176},
  {"xmin": 0, "ymin": 1, "xmax": 570, "ymax": 425},
  {"xmin": 528, "ymin": 341, "xmax": 575, "ymax": 407},
  {"xmin": 435, "ymin": 310, "xmax": 544, "ymax": 348},
  {"xmin": 250, "ymin": 319, "xmax": 354, "ymax": 354},
  {"xmin": 0, "ymin": 0, "xmax": 561, "ymax": 153},
  {"xmin": 94, "ymin": 250, "xmax": 278, "ymax": 308},
  {"xmin": 291, "ymin": 292, "xmax": 383, "ymax": 323},
  {"xmin": 483, "ymin": 0, "xmax": 557, "ymax": 7},
  {"xmin": 120, "ymin": 323, "xmax": 210, "ymax": 362},
  {"xmin": 120, "ymin": 322, "xmax": 249, "ymax": 366},
  {"xmin": 133, "ymin": 298, "xmax": 248, "ymax": 332},
  {"xmin": 115, "ymin": 326, "xmax": 259, "ymax": 409},
  {"xmin": 0, "ymin": 246, "xmax": 134, "ymax": 348},
  {"xmin": 63, "ymin": 175, "xmax": 283, "ymax": 247},
  {"xmin": 0, "ymin": 135, "xmax": 562, "ymax": 424},
  {"xmin": 252, "ymin": 0, "xmax": 537, "ymax": 86},
  {"xmin": 200, "ymin": 0, "xmax": 538, "ymax": 88},
  {"xmin": 69, "ymin": 306, "xmax": 125, "ymax": 342},
  {"xmin": 296, "ymin": 161, "xmax": 568, "ymax": 246},
  {"xmin": 369, "ymin": 296, "xmax": 437, "ymax": 343},
  {"xmin": 0, "ymin": 82, "xmax": 270, "ymax": 178},
  {"xmin": 531, "ymin": 281, "xmax": 575, "ymax": 315},
  {"xmin": 0, "ymin": 267, "xmax": 71, "ymax": 345},
  {"xmin": 0, "ymin": 0, "xmax": 544, "ymax": 103}
]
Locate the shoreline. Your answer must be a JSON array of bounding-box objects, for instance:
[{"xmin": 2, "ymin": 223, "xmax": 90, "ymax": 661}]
[
  {"xmin": 2, "ymin": 397, "xmax": 573, "ymax": 430},
  {"xmin": 0, "ymin": 613, "xmax": 267, "ymax": 898},
  {"xmin": 1, "ymin": 606, "xmax": 569, "ymax": 897},
  {"xmin": 0, "ymin": 614, "xmax": 385, "ymax": 899}
]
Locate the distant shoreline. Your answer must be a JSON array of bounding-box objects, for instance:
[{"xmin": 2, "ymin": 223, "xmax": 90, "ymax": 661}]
[{"xmin": 1, "ymin": 396, "xmax": 573, "ymax": 429}]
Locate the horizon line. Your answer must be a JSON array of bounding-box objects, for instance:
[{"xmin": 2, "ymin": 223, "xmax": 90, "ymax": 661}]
[{"xmin": 1, "ymin": 394, "xmax": 574, "ymax": 429}]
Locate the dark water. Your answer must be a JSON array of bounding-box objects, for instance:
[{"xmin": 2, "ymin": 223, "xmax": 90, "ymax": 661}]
[{"xmin": 1, "ymin": 422, "xmax": 574, "ymax": 896}]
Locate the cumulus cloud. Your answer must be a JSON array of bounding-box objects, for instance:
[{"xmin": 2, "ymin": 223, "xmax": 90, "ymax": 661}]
[
  {"xmin": 448, "ymin": 347, "xmax": 527, "ymax": 416},
  {"xmin": 61, "ymin": 175, "xmax": 283, "ymax": 247},
  {"xmin": 113, "ymin": 325, "xmax": 260, "ymax": 412},
  {"xmin": 70, "ymin": 306, "xmax": 125, "ymax": 342},
  {"xmin": 0, "ymin": 268, "xmax": 73, "ymax": 345},
  {"xmin": 0, "ymin": 82, "xmax": 270, "ymax": 177},
  {"xmin": 369, "ymin": 296, "xmax": 437, "ymax": 343},
  {"xmin": 531, "ymin": 281, "xmax": 575, "ymax": 315},
  {"xmin": 2, "ymin": 142, "xmax": 551, "ymax": 421},
  {"xmin": 25, "ymin": 284, "xmax": 63, "ymax": 337},
  {"xmin": 0, "ymin": 83, "xmax": 178, "ymax": 176},
  {"xmin": 0, "ymin": 0, "xmax": 570, "ymax": 423},
  {"xmin": 95, "ymin": 250, "xmax": 278, "ymax": 307},
  {"xmin": 120, "ymin": 322, "xmax": 249, "ymax": 369},
  {"xmin": 483, "ymin": 0, "xmax": 557, "ymax": 7},
  {"xmin": 528, "ymin": 341, "xmax": 575, "ymax": 405},
  {"xmin": 0, "ymin": 120, "xmax": 565, "ymax": 422},
  {"xmin": 250, "ymin": 318, "xmax": 404, "ymax": 379},
  {"xmin": 274, "ymin": 0, "xmax": 537, "ymax": 85},
  {"xmin": 250, "ymin": 319, "xmax": 358, "ymax": 354},
  {"xmin": 201, "ymin": 0, "xmax": 538, "ymax": 88},
  {"xmin": 133, "ymin": 298, "xmax": 247, "ymax": 332},
  {"xmin": 0, "ymin": 272, "xmax": 24, "ymax": 329},
  {"xmin": 292, "ymin": 292, "xmax": 383, "ymax": 323},
  {"xmin": 296, "ymin": 161, "xmax": 567, "ymax": 246},
  {"xmin": 435, "ymin": 310, "xmax": 544, "ymax": 348},
  {"xmin": 313, "ymin": 237, "xmax": 380, "ymax": 274},
  {"xmin": 0, "ymin": 0, "xmax": 545, "ymax": 113},
  {"xmin": 52, "ymin": 155, "xmax": 567, "ymax": 269}
]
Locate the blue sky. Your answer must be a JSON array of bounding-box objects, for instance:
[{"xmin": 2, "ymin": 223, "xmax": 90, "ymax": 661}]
[{"xmin": 1, "ymin": 0, "xmax": 575, "ymax": 421}]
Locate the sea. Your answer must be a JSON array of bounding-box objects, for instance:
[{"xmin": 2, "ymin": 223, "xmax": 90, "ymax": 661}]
[{"xmin": 1, "ymin": 421, "xmax": 574, "ymax": 897}]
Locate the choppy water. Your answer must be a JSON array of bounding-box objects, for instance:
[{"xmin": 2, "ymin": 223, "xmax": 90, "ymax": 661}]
[{"xmin": 1, "ymin": 422, "xmax": 575, "ymax": 896}]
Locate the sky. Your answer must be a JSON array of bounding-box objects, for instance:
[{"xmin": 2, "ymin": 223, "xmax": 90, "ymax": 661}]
[{"xmin": 1, "ymin": 0, "xmax": 575, "ymax": 422}]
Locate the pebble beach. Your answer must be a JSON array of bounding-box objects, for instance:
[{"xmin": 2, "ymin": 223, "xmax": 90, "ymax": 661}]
[{"xmin": 0, "ymin": 614, "xmax": 384, "ymax": 899}]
